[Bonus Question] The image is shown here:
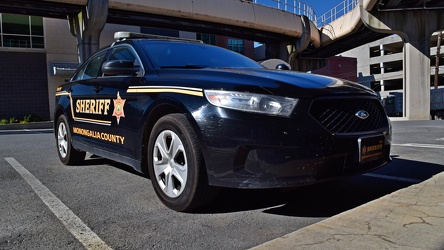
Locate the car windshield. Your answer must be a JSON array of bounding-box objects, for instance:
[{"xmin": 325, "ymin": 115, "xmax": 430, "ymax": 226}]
[{"xmin": 140, "ymin": 40, "xmax": 263, "ymax": 69}]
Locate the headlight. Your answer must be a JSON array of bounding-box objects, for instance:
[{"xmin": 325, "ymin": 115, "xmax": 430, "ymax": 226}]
[{"xmin": 204, "ymin": 90, "xmax": 298, "ymax": 117}]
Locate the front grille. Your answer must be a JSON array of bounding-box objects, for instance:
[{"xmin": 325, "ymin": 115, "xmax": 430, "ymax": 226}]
[{"xmin": 309, "ymin": 97, "xmax": 387, "ymax": 134}]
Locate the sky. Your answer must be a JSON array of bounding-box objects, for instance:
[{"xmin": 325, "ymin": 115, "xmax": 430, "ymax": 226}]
[
  {"xmin": 306, "ymin": 0, "xmax": 345, "ymax": 17},
  {"xmin": 254, "ymin": 0, "xmax": 347, "ymax": 22}
]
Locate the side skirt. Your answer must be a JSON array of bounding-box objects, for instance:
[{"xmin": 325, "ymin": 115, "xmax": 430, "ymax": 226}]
[{"xmin": 72, "ymin": 140, "xmax": 143, "ymax": 173}]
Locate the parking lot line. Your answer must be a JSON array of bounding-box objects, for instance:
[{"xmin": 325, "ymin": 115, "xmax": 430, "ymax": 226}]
[{"xmin": 4, "ymin": 157, "xmax": 113, "ymax": 250}]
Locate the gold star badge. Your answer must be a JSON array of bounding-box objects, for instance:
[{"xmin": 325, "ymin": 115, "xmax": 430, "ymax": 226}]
[{"xmin": 112, "ymin": 92, "xmax": 126, "ymax": 125}]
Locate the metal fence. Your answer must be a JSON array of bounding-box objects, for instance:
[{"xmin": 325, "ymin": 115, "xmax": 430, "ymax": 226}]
[
  {"xmin": 316, "ymin": 0, "xmax": 358, "ymax": 27},
  {"xmin": 252, "ymin": 0, "xmax": 358, "ymax": 27},
  {"xmin": 253, "ymin": 0, "xmax": 317, "ymax": 23}
]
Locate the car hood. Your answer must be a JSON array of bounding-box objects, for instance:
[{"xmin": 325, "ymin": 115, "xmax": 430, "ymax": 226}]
[{"xmin": 156, "ymin": 68, "xmax": 376, "ymax": 98}]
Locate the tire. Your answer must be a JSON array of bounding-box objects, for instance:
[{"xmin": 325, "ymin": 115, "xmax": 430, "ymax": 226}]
[
  {"xmin": 56, "ymin": 115, "xmax": 86, "ymax": 165},
  {"xmin": 147, "ymin": 114, "xmax": 217, "ymax": 211},
  {"xmin": 434, "ymin": 112, "xmax": 444, "ymax": 120}
]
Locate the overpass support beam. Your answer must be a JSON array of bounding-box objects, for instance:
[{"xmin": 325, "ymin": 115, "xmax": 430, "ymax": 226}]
[
  {"xmin": 265, "ymin": 15, "xmax": 321, "ymax": 72},
  {"xmin": 68, "ymin": 0, "xmax": 108, "ymax": 63},
  {"xmin": 289, "ymin": 15, "xmax": 311, "ymax": 69},
  {"xmin": 360, "ymin": 0, "xmax": 444, "ymax": 120},
  {"xmin": 265, "ymin": 42, "xmax": 290, "ymax": 63}
]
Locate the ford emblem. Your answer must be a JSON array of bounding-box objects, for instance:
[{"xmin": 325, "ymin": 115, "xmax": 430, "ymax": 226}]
[{"xmin": 355, "ymin": 110, "xmax": 369, "ymax": 119}]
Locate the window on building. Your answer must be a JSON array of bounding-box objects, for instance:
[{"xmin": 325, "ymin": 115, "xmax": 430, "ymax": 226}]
[
  {"xmin": 0, "ymin": 13, "xmax": 44, "ymax": 48},
  {"xmin": 228, "ymin": 39, "xmax": 244, "ymax": 54},
  {"xmin": 197, "ymin": 34, "xmax": 216, "ymax": 45}
]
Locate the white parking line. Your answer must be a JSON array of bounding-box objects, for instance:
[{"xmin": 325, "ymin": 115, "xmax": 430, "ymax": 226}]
[
  {"xmin": 4, "ymin": 157, "xmax": 113, "ymax": 250},
  {"xmin": 363, "ymin": 173, "xmax": 421, "ymax": 183},
  {"xmin": 392, "ymin": 143, "xmax": 444, "ymax": 149}
]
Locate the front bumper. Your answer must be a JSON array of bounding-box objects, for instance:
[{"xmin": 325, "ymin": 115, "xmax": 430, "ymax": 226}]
[{"xmin": 194, "ymin": 102, "xmax": 391, "ymax": 189}]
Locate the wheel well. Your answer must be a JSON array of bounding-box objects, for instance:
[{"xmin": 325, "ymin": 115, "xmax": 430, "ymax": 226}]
[
  {"xmin": 141, "ymin": 104, "xmax": 182, "ymax": 174},
  {"xmin": 53, "ymin": 108, "xmax": 65, "ymax": 134}
]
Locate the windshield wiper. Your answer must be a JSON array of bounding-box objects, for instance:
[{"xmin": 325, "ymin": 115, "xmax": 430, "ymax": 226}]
[{"xmin": 160, "ymin": 64, "xmax": 208, "ymax": 69}]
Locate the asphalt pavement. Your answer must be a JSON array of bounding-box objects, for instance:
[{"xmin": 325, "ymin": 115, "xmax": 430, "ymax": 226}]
[
  {"xmin": 252, "ymin": 119, "xmax": 444, "ymax": 249},
  {"xmin": 1, "ymin": 120, "xmax": 443, "ymax": 249}
]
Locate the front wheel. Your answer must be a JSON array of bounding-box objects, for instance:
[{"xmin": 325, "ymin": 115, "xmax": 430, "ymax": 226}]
[
  {"xmin": 148, "ymin": 114, "xmax": 217, "ymax": 211},
  {"xmin": 56, "ymin": 115, "xmax": 86, "ymax": 165}
]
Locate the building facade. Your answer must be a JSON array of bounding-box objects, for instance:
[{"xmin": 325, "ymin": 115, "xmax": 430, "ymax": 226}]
[{"xmin": 339, "ymin": 33, "xmax": 444, "ymax": 95}]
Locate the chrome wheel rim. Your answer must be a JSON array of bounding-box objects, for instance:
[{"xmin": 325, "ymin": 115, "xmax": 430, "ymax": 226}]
[
  {"xmin": 153, "ymin": 130, "xmax": 188, "ymax": 198},
  {"xmin": 57, "ymin": 122, "xmax": 68, "ymax": 158}
]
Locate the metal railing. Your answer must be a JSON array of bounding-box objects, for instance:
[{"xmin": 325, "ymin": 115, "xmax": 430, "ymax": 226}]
[
  {"xmin": 316, "ymin": 0, "xmax": 358, "ymax": 27},
  {"xmin": 253, "ymin": 0, "xmax": 317, "ymax": 23},
  {"xmin": 252, "ymin": 0, "xmax": 358, "ymax": 27}
]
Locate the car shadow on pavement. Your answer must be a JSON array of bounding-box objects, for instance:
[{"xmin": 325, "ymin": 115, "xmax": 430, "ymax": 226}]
[
  {"xmin": 68, "ymin": 154, "xmax": 443, "ymax": 216},
  {"xmin": 77, "ymin": 154, "xmax": 147, "ymax": 178},
  {"xmin": 201, "ymin": 158, "xmax": 444, "ymax": 217}
]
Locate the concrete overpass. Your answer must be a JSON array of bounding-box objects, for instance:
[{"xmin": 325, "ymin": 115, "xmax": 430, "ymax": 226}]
[
  {"xmin": 0, "ymin": 0, "xmax": 384, "ymax": 61},
  {"xmin": 1, "ymin": 0, "xmax": 444, "ymax": 120},
  {"xmin": 0, "ymin": 0, "xmax": 321, "ymax": 60}
]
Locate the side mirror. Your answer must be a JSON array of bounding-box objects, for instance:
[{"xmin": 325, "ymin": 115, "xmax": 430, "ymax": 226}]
[
  {"xmin": 102, "ymin": 60, "xmax": 140, "ymax": 76},
  {"xmin": 275, "ymin": 64, "xmax": 290, "ymax": 70}
]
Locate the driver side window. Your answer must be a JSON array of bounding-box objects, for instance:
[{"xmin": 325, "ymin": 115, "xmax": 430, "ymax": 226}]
[
  {"xmin": 72, "ymin": 50, "xmax": 107, "ymax": 81},
  {"xmin": 107, "ymin": 46, "xmax": 143, "ymax": 76}
]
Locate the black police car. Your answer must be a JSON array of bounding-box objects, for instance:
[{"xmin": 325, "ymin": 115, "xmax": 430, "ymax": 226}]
[{"xmin": 55, "ymin": 32, "xmax": 391, "ymax": 211}]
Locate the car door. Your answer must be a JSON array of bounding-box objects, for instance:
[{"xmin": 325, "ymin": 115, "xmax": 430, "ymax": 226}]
[
  {"xmin": 67, "ymin": 50, "xmax": 108, "ymax": 147},
  {"xmin": 87, "ymin": 44, "xmax": 146, "ymax": 165}
]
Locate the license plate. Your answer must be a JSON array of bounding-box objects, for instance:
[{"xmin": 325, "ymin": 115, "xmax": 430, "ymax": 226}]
[{"xmin": 358, "ymin": 135, "xmax": 385, "ymax": 163}]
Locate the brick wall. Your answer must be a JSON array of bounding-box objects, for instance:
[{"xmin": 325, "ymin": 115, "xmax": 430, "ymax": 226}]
[
  {"xmin": 312, "ymin": 56, "xmax": 358, "ymax": 82},
  {"xmin": 215, "ymin": 36, "xmax": 255, "ymax": 59},
  {"xmin": 0, "ymin": 51, "xmax": 50, "ymax": 120}
]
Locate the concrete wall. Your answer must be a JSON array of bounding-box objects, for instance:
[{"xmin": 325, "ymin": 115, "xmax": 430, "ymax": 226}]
[
  {"xmin": 44, "ymin": 18, "xmax": 78, "ymax": 121},
  {"xmin": 339, "ymin": 34, "xmax": 444, "ymax": 92}
]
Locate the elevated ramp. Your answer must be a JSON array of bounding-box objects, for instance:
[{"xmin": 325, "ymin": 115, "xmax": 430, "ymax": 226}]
[{"xmin": 45, "ymin": 0, "xmax": 321, "ymax": 46}]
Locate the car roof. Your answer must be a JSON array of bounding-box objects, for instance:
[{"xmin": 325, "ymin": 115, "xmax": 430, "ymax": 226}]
[{"xmin": 113, "ymin": 31, "xmax": 203, "ymax": 44}]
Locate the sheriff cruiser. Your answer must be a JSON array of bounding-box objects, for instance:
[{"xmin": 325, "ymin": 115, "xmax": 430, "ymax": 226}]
[{"xmin": 54, "ymin": 32, "xmax": 391, "ymax": 211}]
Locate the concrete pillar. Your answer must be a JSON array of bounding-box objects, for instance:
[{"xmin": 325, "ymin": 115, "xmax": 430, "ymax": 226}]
[
  {"xmin": 265, "ymin": 15, "xmax": 313, "ymax": 71},
  {"xmin": 360, "ymin": 0, "xmax": 444, "ymax": 120},
  {"xmin": 68, "ymin": 0, "xmax": 108, "ymax": 63},
  {"xmin": 265, "ymin": 42, "xmax": 290, "ymax": 62}
]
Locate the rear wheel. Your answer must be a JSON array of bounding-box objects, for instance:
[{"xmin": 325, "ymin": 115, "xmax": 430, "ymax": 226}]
[
  {"xmin": 148, "ymin": 114, "xmax": 217, "ymax": 211},
  {"xmin": 434, "ymin": 111, "xmax": 444, "ymax": 120},
  {"xmin": 56, "ymin": 115, "xmax": 86, "ymax": 165}
]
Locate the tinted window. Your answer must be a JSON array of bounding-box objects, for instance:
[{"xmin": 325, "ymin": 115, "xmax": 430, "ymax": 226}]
[
  {"xmin": 140, "ymin": 41, "xmax": 262, "ymax": 69},
  {"xmin": 72, "ymin": 50, "xmax": 107, "ymax": 81},
  {"xmin": 107, "ymin": 46, "xmax": 143, "ymax": 76},
  {"xmin": 108, "ymin": 46, "xmax": 137, "ymax": 61}
]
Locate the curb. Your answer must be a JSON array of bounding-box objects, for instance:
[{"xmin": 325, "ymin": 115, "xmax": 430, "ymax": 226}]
[{"xmin": 0, "ymin": 121, "xmax": 53, "ymax": 130}]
